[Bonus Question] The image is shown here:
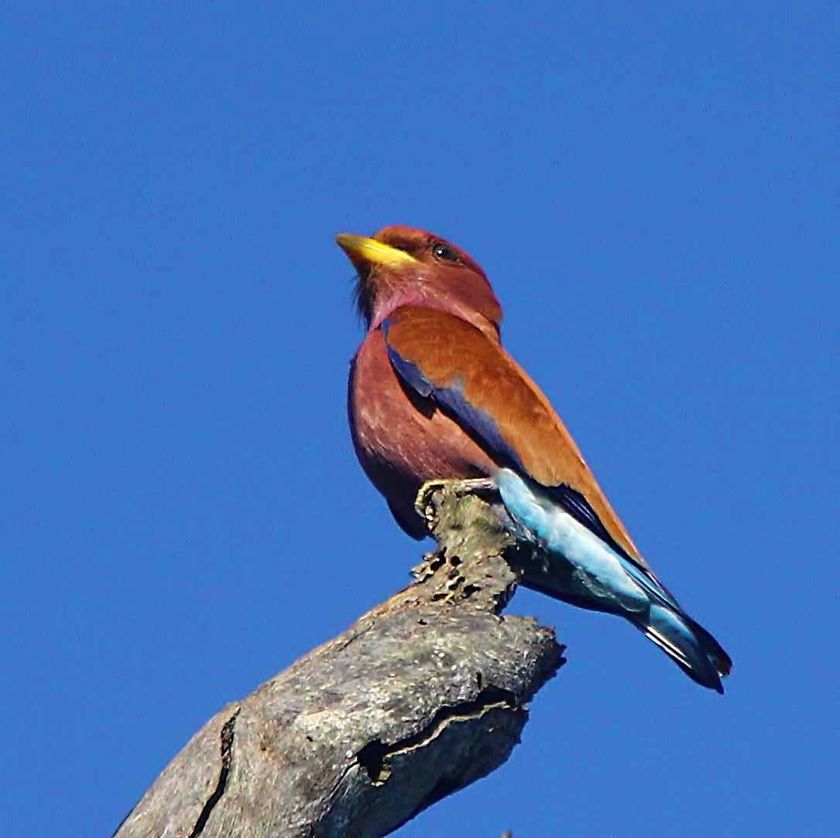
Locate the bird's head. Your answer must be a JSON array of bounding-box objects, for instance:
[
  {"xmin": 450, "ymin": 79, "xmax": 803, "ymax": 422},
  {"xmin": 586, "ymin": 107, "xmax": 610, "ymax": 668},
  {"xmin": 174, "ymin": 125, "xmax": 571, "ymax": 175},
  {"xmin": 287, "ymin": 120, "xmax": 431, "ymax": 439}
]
[{"xmin": 336, "ymin": 225, "xmax": 502, "ymax": 337}]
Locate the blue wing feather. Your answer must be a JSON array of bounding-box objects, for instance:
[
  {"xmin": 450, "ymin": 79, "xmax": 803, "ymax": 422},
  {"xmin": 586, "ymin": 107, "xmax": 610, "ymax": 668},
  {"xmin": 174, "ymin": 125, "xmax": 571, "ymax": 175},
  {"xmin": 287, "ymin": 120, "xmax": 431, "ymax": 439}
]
[
  {"xmin": 383, "ymin": 321, "xmax": 525, "ymax": 471},
  {"xmin": 384, "ymin": 340, "xmax": 433, "ymax": 397}
]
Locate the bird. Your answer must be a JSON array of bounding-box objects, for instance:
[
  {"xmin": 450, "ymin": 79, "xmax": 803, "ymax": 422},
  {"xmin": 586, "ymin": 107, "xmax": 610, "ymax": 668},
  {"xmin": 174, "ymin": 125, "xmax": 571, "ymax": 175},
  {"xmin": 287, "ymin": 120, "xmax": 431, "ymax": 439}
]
[{"xmin": 337, "ymin": 225, "xmax": 732, "ymax": 693}]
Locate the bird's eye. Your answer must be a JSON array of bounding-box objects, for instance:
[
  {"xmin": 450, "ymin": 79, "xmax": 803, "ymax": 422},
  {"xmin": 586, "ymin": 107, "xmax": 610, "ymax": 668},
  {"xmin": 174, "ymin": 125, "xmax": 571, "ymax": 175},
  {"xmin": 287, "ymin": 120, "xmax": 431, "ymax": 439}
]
[{"xmin": 431, "ymin": 242, "xmax": 461, "ymax": 263}]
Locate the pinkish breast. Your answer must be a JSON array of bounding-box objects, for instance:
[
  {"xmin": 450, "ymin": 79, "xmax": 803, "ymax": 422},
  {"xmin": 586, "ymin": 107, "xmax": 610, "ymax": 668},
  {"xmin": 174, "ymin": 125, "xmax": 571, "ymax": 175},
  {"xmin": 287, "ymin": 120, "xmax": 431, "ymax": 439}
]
[{"xmin": 348, "ymin": 329, "xmax": 497, "ymax": 538}]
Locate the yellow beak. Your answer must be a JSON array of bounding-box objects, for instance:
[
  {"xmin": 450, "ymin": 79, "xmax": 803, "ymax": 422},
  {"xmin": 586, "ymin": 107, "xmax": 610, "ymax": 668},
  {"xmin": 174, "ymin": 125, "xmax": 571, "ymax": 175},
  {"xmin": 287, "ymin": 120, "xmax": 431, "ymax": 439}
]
[{"xmin": 336, "ymin": 233, "xmax": 418, "ymax": 268}]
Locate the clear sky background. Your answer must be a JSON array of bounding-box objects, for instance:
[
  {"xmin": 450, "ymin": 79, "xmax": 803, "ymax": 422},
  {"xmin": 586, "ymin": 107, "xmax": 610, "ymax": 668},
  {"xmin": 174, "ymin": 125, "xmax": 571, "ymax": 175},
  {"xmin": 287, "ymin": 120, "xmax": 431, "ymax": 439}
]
[{"xmin": 2, "ymin": 3, "xmax": 837, "ymax": 836}]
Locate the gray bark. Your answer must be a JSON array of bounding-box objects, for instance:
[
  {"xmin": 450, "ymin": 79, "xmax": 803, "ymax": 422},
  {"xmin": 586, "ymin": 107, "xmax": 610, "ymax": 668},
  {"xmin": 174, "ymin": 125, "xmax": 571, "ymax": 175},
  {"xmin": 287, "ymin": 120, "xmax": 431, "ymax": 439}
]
[{"xmin": 116, "ymin": 481, "xmax": 565, "ymax": 837}]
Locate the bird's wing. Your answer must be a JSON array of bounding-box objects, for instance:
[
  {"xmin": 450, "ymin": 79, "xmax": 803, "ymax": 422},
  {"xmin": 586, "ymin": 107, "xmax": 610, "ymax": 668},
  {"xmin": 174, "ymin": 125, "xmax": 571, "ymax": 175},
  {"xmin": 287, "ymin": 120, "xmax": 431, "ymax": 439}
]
[{"xmin": 383, "ymin": 305, "xmax": 653, "ymax": 574}]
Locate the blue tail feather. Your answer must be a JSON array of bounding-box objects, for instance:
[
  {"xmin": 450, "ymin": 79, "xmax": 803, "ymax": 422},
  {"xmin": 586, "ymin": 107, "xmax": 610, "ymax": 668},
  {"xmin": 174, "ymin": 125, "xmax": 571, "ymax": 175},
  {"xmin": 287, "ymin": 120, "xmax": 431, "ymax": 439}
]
[
  {"xmin": 496, "ymin": 468, "xmax": 731, "ymax": 692},
  {"xmin": 642, "ymin": 605, "xmax": 724, "ymax": 693}
]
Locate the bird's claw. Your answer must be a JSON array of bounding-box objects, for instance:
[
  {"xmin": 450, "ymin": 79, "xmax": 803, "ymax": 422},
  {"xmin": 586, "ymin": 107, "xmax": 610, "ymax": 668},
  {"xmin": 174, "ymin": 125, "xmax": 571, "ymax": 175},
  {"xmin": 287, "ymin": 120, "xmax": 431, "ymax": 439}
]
[{"xmin": 414, "ymin": 477, "xmax": 498, "ymax": 520}]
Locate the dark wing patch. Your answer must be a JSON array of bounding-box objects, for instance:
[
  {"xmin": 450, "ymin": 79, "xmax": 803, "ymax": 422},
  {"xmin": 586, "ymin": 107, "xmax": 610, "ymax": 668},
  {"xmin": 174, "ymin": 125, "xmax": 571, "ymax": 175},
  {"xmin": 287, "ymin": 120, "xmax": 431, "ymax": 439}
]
[
  {"xmin": 383, "ymin": 336, "xmax": 433, "ymax": 397},
  {"xmin": 431, "ymin": 380, "xmax": 525, "ymax": 472},
  {"xmin": 383, "ymin": 319, "xmax": 525, "ymax": 471},
  {"xmin": 542, "ymin": 480, "xmax": 676, "ymax": 597}
]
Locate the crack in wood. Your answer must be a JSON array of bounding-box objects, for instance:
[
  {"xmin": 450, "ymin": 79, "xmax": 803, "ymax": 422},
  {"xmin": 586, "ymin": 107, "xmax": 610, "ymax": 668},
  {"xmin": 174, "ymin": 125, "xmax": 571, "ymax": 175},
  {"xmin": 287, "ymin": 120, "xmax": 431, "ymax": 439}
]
[
  {"xmin": 188, "ymin": 709, "xmax": 240, "ymax": 837},
  {"xmin": 356, "ymin": 687, "xmax": 520, "ymax": 786}
]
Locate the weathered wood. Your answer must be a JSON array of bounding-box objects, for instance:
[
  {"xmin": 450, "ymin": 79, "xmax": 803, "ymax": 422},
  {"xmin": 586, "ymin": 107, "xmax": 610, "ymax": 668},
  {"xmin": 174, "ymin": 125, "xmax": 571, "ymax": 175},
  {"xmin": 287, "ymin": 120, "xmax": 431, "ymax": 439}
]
[{"xmin": 116, "ymin": 481, "xmax": 565, "ymax": 837}]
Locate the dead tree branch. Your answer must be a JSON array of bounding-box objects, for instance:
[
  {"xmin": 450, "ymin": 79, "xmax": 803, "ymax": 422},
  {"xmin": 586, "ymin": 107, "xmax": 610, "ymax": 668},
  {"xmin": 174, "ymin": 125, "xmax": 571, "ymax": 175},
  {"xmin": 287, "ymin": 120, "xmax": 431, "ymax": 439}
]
[{"xmin": 116, "ymin": 482, "xmax": 565, "ymax": 837}]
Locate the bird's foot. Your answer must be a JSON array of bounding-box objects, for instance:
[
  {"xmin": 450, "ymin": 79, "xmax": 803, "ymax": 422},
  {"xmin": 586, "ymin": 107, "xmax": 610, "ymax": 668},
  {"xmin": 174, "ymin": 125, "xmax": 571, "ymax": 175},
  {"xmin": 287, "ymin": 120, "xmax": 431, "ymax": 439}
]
[{"xmin": 414, "ymin": 477, "xmax": 498, "ymax": 520}]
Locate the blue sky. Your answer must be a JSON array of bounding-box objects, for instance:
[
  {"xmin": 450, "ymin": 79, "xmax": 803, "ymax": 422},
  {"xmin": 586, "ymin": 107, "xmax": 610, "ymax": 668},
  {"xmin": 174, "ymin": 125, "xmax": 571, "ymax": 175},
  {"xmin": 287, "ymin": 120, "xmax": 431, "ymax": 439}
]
[{"xmin": 2, "ymin": 3, "xmax": 837, "ymax": 836}]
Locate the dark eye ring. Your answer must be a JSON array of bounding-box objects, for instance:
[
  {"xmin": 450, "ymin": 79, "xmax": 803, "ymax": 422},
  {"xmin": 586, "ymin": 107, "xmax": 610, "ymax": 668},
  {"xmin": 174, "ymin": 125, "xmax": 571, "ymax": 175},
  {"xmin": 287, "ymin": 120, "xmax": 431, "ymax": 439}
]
[{"xmin": 432, "ymin": 242, "xmax": 461, "ymax": 263}]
